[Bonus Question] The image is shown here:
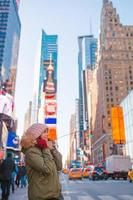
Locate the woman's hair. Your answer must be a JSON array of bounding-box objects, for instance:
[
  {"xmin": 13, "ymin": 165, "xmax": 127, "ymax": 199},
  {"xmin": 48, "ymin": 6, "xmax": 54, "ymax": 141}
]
[{"xmin": 20, "ymin": 133, "xmax": 36, "ymax": 148}]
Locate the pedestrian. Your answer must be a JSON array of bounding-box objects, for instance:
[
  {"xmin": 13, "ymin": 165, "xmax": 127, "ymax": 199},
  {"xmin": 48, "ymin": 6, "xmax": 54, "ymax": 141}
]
[
  {"xmin": 20, "ymin": 123, "xmax": 62, "ymax": 200},
  {"xmin": 11, "ymin": 164, "xmax": 18, "ymax": 193},
  {"xmin": 19, "ymin": 163, "xmax": 27, "ymax": 188},
  {"xmin": 0, "ymin": 152, "xmax": 15, "ymax": 200},
  {"xmin": 15, "ymin": 162, "xmax": 21, "ymax": 187}
]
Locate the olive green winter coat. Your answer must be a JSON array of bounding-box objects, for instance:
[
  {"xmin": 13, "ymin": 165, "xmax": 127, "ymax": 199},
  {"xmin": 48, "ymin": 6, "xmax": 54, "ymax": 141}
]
[{"xmin": 24, "ymin": 147, "xmax": 62, "ymax": 200}]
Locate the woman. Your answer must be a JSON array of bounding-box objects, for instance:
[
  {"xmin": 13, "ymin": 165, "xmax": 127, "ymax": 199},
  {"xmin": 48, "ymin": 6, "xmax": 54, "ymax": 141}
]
[{"xmin": 21, "ymin": 123, "xmax": 62, "ymax": 200}]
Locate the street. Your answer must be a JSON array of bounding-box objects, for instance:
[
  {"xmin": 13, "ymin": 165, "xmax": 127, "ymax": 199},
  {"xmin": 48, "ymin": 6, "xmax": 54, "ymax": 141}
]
[{"xmin": 6, "ymin": 173, "xmax": 133, "ymax": 200}]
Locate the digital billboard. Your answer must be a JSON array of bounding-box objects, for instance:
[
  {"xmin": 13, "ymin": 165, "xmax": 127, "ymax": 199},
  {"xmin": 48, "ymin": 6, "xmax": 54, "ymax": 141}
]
[
  {"xmin": 45, "ymin": 118, "xmax": 57, "ymax": 124},
  {"xmin": 45, "ymin": 101, "xmax": 57, "ymax": 116},
  {"xmin": 111, "ymin": 106, "xmax": 125, "ymax": 144},
  {"xmin": 0, "ymin": 91, "xmax": 14, "ymax": 117}
]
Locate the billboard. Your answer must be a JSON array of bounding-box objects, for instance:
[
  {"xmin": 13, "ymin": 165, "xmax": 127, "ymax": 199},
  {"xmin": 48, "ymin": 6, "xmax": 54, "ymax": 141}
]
[
  {"xmin": 44, "ymin": 79, "xmax": 57, "ymax": 100},
  {"xmin": 45, "ymin": 118, "xmax": 57, "ymax": 124},
  {"xmin": 7, "ymin": 131, "xmax": 19, "ymax": 150},
  {"xmin": 43, "ymin": 59, "xmax": 57, "ymax": 140},
  {"xmin": 0, "ymin": 91, "xmax": 14, "ymax": 117},
  {"xmin": 111, "ymin": 106, "xmax": 125, "ymax": 144},
  {"xmin": 45, "ymin": 101, "xmax": 57, "ymax": 116},
  {"xmin": 48, "ymin": 127, "xmax": 57, "ymax": 141},
  {"xmin": 43, "ymin": 60, "xmax": 57, "ymax": 100}
]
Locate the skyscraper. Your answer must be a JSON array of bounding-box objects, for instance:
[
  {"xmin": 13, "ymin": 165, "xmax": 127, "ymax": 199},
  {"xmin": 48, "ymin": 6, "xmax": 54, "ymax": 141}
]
[
  {"xmin": 32, "ymin": 30, "xmax": 58, "ymax": 126},
  {"xmin": 78, "ymin": 35, "xmax": 97, "ymax": 147},
  {"xmin": 0, "ymin": 0, "xmax": 21, "ymax": 96},
  {"xmin": 92, "ymin": 0, "xmax": 133, "ymax": 163}
]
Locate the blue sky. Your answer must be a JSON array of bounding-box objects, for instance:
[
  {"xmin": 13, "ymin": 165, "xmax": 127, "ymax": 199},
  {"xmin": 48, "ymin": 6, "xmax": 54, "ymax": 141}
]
[{"xmin": 15, "ymin": 0, "xmax": 133, "ymax": 162}]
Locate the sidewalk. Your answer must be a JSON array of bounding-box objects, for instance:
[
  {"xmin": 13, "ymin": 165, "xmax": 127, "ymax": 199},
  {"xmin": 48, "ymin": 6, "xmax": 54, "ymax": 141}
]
[{"xmin": 9, "ymin": 187, "xmax": 28, "ymax": 200}]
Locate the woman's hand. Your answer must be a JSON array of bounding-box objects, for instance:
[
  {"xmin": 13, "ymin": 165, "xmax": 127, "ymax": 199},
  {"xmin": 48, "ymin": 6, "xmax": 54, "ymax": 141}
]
[{"xmin": 47, "ymin": 140, "xmax": 55, "ymax": 150}]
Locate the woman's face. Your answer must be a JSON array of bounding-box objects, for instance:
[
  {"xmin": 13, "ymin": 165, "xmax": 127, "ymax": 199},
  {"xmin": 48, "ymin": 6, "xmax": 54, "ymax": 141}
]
[{"xmin": 40, "ymin": 128, "xmax": 49, "ymax": 141}]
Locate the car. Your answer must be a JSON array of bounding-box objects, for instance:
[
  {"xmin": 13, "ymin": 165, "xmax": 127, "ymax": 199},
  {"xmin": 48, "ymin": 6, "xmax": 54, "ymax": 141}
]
[
  {"xmin": 68, "ymin": 168, "xmax": 82, "ymax": 180},
  {"xmin": 82, "ymin": 168, "xmax": 92, "ymax": 178},
  {"xmin": 128, "ymin": 169, "xmax": 133, "ymax": 182},
  {"xmin": 62, "ymin": 168, "xmax": 69, "ymax": 174},
  {"xmin": 89, "ymin": 166, "xmax": 108, "ymax": 180}
]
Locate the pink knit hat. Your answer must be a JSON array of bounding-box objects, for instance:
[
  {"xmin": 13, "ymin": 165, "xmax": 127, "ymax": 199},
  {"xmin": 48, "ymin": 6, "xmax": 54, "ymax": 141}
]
[{"xmin": 26, "ymin": 123, "xmax": 48, "ymax": 140}]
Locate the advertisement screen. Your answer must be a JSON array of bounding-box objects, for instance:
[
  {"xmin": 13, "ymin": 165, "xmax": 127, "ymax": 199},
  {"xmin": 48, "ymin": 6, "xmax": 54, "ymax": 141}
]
[
  {"xmin": 45, "ymin": 118, "xmax": 57, "ymax": 124},
  {"xmin": 0, "ymin": 91, "xmax": 14, "ymax": 117},
  {"xmin": 44, "ymin": 79, "xmax": 57, "ymax": 100},
  {"xmin": 7, "ymin": 131, "xmax": 19, "ymax": 149},
  {"xmin": 48, "ymin": 127, "xmax": 57, "ymax": 140},
  {"xmin": 45, "ymin": 101, "xmax": 57, "ymax": 116}
]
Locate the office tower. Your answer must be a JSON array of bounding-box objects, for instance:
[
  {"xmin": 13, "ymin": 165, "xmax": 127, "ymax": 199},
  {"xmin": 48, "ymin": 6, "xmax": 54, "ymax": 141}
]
[
  {"xmin": 78, "ymin": 35, "xmax": 97, "ymax": 147},
  {"xmin": 92, "ymin": 0, "xmax": 133, "ymax": 163},
  {"xmin": 32, "ymin": 30, "xmax": 58, "ymax": 140},
  {"xmin": 121, "ymin": 90, "xmax": 133, "ymax": 163},
  {"xmin": 0, "ymin": 0, "xmax": 21, "ymax": 152},
  {"xmin": 0, "ymin": 0, "xmax": 21, "ymax": 97}
]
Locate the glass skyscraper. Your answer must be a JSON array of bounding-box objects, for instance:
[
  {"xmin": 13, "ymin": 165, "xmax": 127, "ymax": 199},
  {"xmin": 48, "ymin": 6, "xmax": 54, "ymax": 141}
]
[
  {"xmin": 121, "ymin": 90, "xmax": 133, "ymax": 166},
  {"xmin": 0, "ymin": 0, "xmax": 21, "ymax": 96},
  {"xmin": 78, "ymin": 35, "xmax": 97, "ymax": 147},
  {"xmin": 38, "ymin": 30, "xmax": 58, "ymax": 105},
  {"xmin": 32, "ymin": 30, "xmax": 58, "ymax": 123}
]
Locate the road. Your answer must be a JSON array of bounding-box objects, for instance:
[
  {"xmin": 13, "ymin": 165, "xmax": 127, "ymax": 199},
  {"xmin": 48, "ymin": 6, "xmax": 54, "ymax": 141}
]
[
  {"xmin": 61, "ymin": 173, "xmax": 133, "ymax": 200},
  {"xmin": 6, "ymin": 173, "xmax": 133, "ymax": 200}
]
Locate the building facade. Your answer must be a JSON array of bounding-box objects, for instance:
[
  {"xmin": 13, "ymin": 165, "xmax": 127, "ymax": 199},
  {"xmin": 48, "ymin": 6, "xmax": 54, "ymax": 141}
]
[
  {"xmin": 0, "ymin": 0, "xmax": 21, "ymax": 157},
  {"xmin": 78, "ymin": 35, "xmax": 97, "ymax": 148},
  {"xmin": 121, "ymin": 90, "xmax": 133, "ymax": 166},
  {"xmin": 69, "ymin": 114, "xmax": 76, "ymax": 162},
  {"xmin": 32, "ymin": 30, "xmax": 58, "ymax": 140},
  {"xmin": 24, "ymin": 101, "xmax": 32, "ymax": 131},
  {"xmin": 32, "ymin": 30, "xmax": 58, "ymax": 123},
  {"xmin": 92, "ymin": 0, "xmax": 133, "ymax": 163},
  {"xmin": 0, "ymin": 0, "xmax": 21, "ymax": 96}
]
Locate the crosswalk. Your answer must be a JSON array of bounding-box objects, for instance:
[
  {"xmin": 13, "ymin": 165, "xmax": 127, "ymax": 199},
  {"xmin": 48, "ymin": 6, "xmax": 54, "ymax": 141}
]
[
  {"xmin": 8, "ymin": 188, "xmax": 133, "ymax": 200},
  {"xmin": 63, "ymin": 194, "xmax": 133, "ymax": 200},
  {"xmin": 63, "ymin": 179, "xmax": 129, "ymax": 184}
]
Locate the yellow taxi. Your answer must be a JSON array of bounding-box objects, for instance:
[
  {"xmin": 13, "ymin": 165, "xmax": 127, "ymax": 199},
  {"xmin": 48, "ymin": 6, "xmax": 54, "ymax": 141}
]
[
  {"xmin": 82, "ymin": 168, "xmax": 91, "ymax": 178},
  {"xmin": 68, "ymin": 168, "xmax": 82, "ymax": 180},
  {"xmin": 128, "ymin": 169, "xmax": 133, "ymax": 182},
  {"xmin": 62, "ymin": 168, "xmax": 69, "ymax": 174}
]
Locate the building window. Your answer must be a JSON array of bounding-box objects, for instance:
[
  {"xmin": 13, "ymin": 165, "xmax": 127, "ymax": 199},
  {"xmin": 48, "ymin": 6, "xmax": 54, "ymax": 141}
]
[
  {"xmin": 108, "ymin": 123, "xmax": 111, "ymax": 127},
  {"xmin": 115, "ymin": 86, "xmax": 119, "ymax": 91},
  {"xmin": 109, "ymin": 70, "xmax": 111, "ymax": 74},
  {"xmin": 107, "ymin": 110, "xmax": 110, "ymax": 114}
]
